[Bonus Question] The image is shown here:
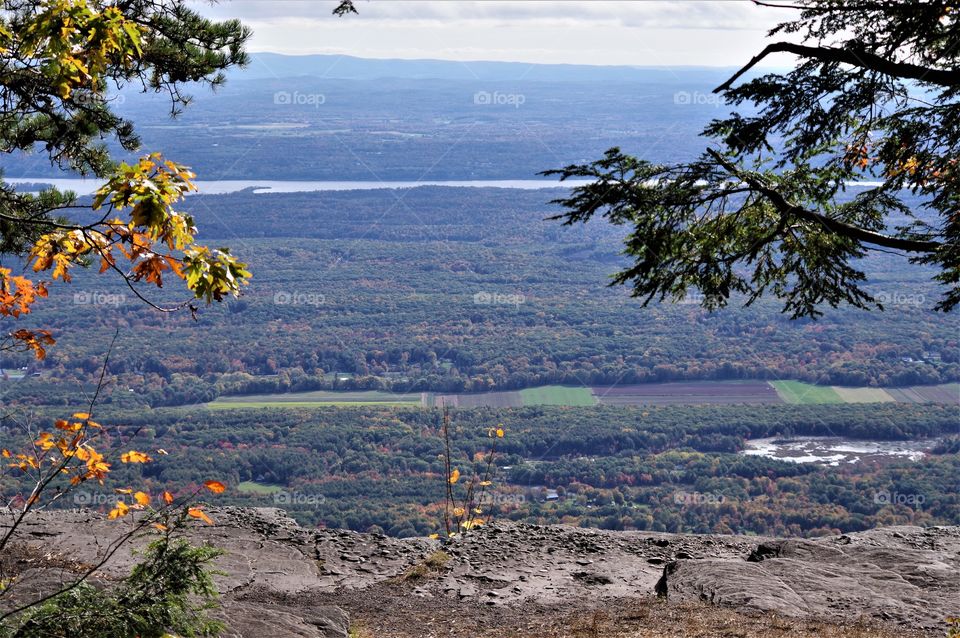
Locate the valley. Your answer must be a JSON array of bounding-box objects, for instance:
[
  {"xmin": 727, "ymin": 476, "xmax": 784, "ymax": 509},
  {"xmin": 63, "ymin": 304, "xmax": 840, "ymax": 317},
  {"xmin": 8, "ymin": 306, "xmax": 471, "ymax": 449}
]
[
  {"xmin": 3, "ymin": 4, "xmax": 960, "ymax": 637},
  {"xmin": 0, "ymin": 51, "xmax": 957, "ymax": 571}
]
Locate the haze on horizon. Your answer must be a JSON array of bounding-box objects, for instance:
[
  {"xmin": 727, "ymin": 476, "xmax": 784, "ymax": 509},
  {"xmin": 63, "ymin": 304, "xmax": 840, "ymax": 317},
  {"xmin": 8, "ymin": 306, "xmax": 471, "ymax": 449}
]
[{"xmin": 191, "ymin": 0, "xmax": 799, "ymax": 69}]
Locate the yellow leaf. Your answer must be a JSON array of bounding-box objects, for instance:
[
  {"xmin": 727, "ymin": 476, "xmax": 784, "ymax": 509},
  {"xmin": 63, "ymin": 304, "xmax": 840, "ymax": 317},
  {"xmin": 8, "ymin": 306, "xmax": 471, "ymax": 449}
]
[
  {"xmin": 72, "ymin": 412, "xmax": 90, "ymax": 420},
  {"xmin": 187, "ymin": 507, "xmax": 214, "ymax": 525},
  {"xmin": 496, "ymin": 428, "xmax": 505, "ymax": 438},
  {"xmin": 121, "ymin": 450, "xmax": 151, "ymax": 464},
  {"xmin": 452, "ymin": 507, "xmax": 465, "ymax": 517},
  {"xmin": 134, "ymin": 491, "xmax": 151, "ymax": 506},
  {"xmin": 448, "ymin": 468, "xmax": 460, "ymax": 484},
  {"xmin": 152, "ymin": 523, "xmax": 168, "ymax": 532},
  {"xmin": 204, "ymin": 480, "xmax": 226, "ymax": 494},
  {"xmin": 114, "ymin": 488, "xmax": 133, "ymax": 494},
  {"xmin": 428, "ymin": 533, "xmax": 439, "ymax": 540},
  {"xmin": 108, "ymin": 501, "xmax": 129, "ymax": 520},
  {"xmin": 34, "ymin": 432, "xmax": 55, "ymax": 450}
]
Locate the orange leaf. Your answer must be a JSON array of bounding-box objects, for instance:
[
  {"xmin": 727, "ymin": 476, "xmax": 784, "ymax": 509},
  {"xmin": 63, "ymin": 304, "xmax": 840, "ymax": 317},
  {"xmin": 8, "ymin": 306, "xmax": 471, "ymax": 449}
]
[
  {"xmin": 55, "ymin": 419, "xmax": 81, "ymax": 432},
  {"xmin": 204, "ymin": 480, "xmax": 226, "ymax": 494},
  {"xmin": 134, "ymin": 491, "xmax": 151, "ymax": 506},
  {"xmin": 187, "ymin": 507, "xmax": 214, "ymax": 525},
  {"xmin": 11, "ymin": 329, "xmax": 55, "ymax": 360},
  {"xmin": 162, "ymin": 491, "xmax": 174, "ymax": 505}
]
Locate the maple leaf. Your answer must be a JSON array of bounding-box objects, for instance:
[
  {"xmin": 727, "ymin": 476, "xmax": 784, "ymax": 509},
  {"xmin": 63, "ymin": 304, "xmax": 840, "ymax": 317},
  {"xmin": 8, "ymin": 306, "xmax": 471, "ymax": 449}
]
[{"xmin": 11, "ymin": 329, "xmax": 56, "ymax": 360}]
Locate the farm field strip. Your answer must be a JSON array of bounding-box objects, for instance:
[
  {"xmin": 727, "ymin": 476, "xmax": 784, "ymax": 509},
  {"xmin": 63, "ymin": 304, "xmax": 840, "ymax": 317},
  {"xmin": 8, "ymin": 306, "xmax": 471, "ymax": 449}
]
[
  {"xmin": 832, "ymin": 387, "xmax": 896, "ymax": 403},
  {"xmin": 771, "ymin": 381, "xmax": 844, "ymax": 405},
  {"xmin": 207, "ymin": 389, "xmax": 422, "ymax": 409},
  {"xmin": 519, "ymin": 385, "xmax": 597, "ymax": 406},
  {"xmin": 429, "ymin": 390, "xmax": 524, "ymax": 408},
  {"xmin": 593, "ymin": 381, "xmax": 782, "ymax": 406},
  {"xmin": 236, "ymin": 481, "xmax": 284, "ymax": 494},
  {"xmin": 205, "ymin": 381, "xmax": 959, "ymax": 409}
]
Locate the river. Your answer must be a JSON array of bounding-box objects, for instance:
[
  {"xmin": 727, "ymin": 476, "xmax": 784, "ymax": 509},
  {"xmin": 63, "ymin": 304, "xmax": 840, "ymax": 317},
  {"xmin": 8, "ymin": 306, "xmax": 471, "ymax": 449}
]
[{"xmin": 5, "ymin": 178, "xmax": 593, "ymax": 196}]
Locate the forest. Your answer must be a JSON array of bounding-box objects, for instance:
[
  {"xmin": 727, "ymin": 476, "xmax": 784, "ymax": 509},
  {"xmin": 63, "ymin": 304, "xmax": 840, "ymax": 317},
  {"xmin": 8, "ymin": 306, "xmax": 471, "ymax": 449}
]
[
  {"xmin": 2, "ymin": 402, "xmax": 955, "ymax": 538},
  {"xmin": 3, "ymin": 186, "xmax": 956, "ymax": 409}
]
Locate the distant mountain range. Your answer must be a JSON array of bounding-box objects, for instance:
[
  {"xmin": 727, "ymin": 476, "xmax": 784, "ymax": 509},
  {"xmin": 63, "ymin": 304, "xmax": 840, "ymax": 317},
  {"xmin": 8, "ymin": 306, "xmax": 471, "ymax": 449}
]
[{"xmin": 237, "ymin": 52, "xmax": 738, "ymax": 84}]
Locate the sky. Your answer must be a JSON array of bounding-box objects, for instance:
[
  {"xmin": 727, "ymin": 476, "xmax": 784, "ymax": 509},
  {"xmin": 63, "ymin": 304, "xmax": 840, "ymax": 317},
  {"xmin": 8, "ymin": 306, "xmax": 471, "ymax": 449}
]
[{"xmin": 191, "ymin": 1, "xmax": 799, "ymax": 67}]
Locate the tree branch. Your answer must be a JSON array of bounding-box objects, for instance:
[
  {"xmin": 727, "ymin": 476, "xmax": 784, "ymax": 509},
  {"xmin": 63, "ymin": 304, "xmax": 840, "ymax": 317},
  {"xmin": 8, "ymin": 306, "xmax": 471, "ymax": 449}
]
[
  {"xmin": 706, "ymin": 149, "xmax": 942, "ymax": 253},
  {"xmin": 714, "ymin": 41, "xmax": 960, "ymax": 93}
]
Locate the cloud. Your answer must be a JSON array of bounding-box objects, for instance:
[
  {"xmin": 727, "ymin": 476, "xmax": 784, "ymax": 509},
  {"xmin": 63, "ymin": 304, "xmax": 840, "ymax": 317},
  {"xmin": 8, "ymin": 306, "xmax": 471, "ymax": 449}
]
[
  {"xmin": 197, "ymin": 1, "xmax": 784, "ymax": 29},
  {"xmin": 188, "ymin": 1, "xmax": 794, "ymax": 66}
]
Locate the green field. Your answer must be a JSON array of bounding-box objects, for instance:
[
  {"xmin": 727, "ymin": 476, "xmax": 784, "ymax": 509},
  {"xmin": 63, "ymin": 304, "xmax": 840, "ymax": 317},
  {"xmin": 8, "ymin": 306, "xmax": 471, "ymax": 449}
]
[
  {"xmin": 236, "ymin": 481, "xmax": 283, "ymax": 495},
  {"xmin": 207, "ymin": 389, "xmax": 421, "ymax": 409},
  {"xmin": 771, "ymin": 381, "xmax": 844, "ymax": 404},
  {"xmin": 518, "ymin": 385, "xmax": 597, "ymax": 406}
]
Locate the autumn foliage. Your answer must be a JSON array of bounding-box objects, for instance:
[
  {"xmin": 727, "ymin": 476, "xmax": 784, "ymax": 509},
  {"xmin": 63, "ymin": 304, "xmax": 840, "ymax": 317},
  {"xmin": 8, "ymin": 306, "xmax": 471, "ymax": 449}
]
[
  {"xmin": 434, "ymin": 409, "xmax": 505, "ymax": 539},
  {"xmin": 0, "ymin": 0, "xmax": 250, "ymax": 632}
]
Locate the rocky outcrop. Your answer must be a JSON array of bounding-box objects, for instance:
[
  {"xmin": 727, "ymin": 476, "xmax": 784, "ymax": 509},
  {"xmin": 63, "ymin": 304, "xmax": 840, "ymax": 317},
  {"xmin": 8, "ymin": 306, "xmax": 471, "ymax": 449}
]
[
  {"xmin": 2, "ymin": 508, "xmax": 957, "ymax": 636},
  {"xmin": 655, "ymin": 527, "xmax": 960, "ymax": 629}
]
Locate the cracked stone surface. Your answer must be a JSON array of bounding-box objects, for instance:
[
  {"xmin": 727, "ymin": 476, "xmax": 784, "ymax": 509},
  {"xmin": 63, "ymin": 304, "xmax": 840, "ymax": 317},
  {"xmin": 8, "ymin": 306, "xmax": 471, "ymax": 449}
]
[{"xmin": 2, "ymin": 508, "xmax": 957, "ymax": 636}]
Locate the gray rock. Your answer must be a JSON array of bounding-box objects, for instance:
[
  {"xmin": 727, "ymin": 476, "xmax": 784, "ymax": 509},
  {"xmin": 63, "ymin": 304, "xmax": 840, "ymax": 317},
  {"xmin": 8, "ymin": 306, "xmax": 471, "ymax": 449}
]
[
  {"xmin": 656, "ymin": 526, "xmax": 960, "ymax": 630},
  {"xmin": 2, "ymin": 511, "xmax": 957, "ymax": 635},
  {"xmin": 305, "ymin": 606, "xmax": 350, "ymax": 638}
]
